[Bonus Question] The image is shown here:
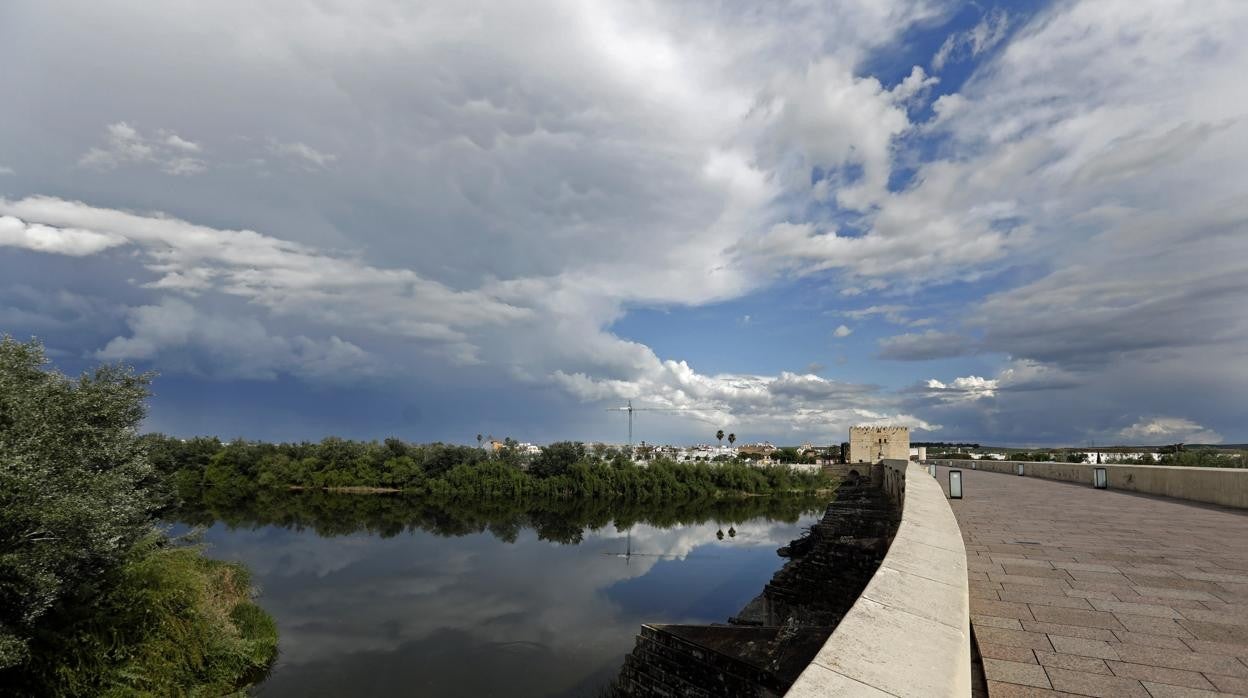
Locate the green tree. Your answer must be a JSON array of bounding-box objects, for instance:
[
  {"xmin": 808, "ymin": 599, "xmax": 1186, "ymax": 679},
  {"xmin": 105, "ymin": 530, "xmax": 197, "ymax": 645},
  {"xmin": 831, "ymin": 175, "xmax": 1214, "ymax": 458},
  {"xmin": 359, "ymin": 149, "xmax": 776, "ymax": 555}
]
[
  {"xmin": 0, "ymin": 338, "xmax": 277, "ymax": 694},
  {"xmin": 716, "ymin": 429, "xmax": 725, "ymax": 446},
  {"xmin": 530, "ymin": 441, "xmax": 585, "ymax": 478},
  {"xmin": 728, "ymin": 433, "xmax": 736, "ymax": 446},
  {"xmin": 0, "ymin": 337, "xmax": 158, "ymax": 669}
]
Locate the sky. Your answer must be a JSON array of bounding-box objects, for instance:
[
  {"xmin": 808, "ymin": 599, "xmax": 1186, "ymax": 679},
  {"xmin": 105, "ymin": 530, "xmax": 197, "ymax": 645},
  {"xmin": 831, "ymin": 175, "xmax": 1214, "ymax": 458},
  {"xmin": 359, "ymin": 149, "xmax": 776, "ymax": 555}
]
[{"xmin": 2, "ymin": 0, "xmax": 1246, "ymax": 447}]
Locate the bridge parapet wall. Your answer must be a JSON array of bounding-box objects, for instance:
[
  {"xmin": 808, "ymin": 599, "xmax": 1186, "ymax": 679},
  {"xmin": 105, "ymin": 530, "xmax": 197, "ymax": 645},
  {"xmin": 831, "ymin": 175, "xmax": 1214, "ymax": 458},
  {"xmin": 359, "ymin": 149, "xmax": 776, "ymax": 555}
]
[
  {"xmin": 930, "ymin": 459, "xmax": 1248, "ymax": 509},
  {"xmin": 786, "ymin": 459, "xmax": 971, "ymax": 697}
]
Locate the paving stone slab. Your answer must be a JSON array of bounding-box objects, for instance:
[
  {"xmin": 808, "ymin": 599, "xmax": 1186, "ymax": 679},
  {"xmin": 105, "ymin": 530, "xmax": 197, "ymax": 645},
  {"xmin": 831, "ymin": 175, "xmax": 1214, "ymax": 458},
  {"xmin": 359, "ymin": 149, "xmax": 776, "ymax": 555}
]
[
  {"xmin": 983, "ymin": 658, "xmax": 1052, "ymax": 689},
  {"xmin": 1043, "ymin": 666, "xmax": 1150, "ymax": 697},
  {"xmin": 939, "ymin": 466, "xmax": 1248, "ymax": 697},
  {"xmin": 1206, "ymin": 673, "xmax": 1248, "ymax": 694},
  {"xmin": 984, "ymin": 680, "xmax": 1081, "ymax": 697},
  {"xmin": 1140, "ymin": 681, "xmax": 1231, "ymax": 697},
  {"xmin": 1105, "ymin": 660, "xmax": 1216, "ymax": 690},
  {"xmin": 1029, "ymin": 605, "xmax": 1125, "ymax": 630},
  {"xmin": 1020, "ymin": 621, "xmax": 1118, "ymax": 642},
  {"xmin": 1033, "ymin": 650, "xmax": 1112, "ymax": 675},
  {"xmin": 978, "ymin": 642, "xmax": 1038, "ymax": 663}
]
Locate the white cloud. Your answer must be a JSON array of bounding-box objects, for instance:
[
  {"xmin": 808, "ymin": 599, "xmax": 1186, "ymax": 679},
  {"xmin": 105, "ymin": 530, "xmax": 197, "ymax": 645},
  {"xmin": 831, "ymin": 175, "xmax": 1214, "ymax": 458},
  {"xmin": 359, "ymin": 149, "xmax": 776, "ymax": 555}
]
[
  {"xmin": 921, "ymin": 359, "xmax": 1079, "ymax": 405},
  {"xmin": 752, "ymin": 58, "xmax": 914, "ymax": 211},
  {"xmin": 850, "ymin": 409, "xmax": 940, "ymax": 432},
  {"xmin": 0, "ymin": 164, "xmax": 14, "ymax": 175},
  {"xmin": 932, "ymin": 7, "xmax": 1009, "ymax": 71},
  {"xmin": 269, "ymin": 141, "xmax": 336, "ymax": 169},
  {"xmin": 1118, "ymin": 417, "xmax": 1222, "ymax": 445},
  {"xmin": 890, "ymin": 65, "xmax": 939, "ymax": 105},
  {"xmin": 0, "ymin": 214, "xmax": 127, "ymax": 256},
  {"xmin": 832, "ymin": 324, "xmax": 852, "ymax": 338},
  {"xmin": 78, "ymin": 122, "xmax": 207, "ymax": 176},
  {"xmin": 164, "ymin": 134, "xmax": 201, "ymax": 152},
  {"xmin": 4, "ymin": 0, "xmax": 1248, "ymax": 443},
  {"xmin": 553, "ymin": 363, "xmax": 925, "ymax": 442},
  {"xmin": 0, "ymin": 197, "xmax": 530, "ymax": 354},
  {"xmin": 923, "ymin": 375, "xmax": 997, "ymax": 402}
]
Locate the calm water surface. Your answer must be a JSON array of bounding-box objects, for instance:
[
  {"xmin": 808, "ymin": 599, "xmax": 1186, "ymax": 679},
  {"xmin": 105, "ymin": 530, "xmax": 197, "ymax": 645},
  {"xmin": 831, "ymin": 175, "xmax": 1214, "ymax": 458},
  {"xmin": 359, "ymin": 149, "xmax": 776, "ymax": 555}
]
[{"xmin": 189, "ymin": 498, "xmax": 821, "ymax": 697}]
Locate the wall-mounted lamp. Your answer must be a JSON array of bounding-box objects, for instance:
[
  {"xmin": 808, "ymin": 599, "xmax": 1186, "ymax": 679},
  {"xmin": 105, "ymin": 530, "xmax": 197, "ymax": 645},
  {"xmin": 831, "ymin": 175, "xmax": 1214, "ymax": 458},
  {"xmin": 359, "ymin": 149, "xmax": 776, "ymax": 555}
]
[
  {"xmin": 928, "ymin": 463, "xmax": 937, "ymax": 477},
  {"xmin": 949, "ymin": 469, "xmax": 962, "ymax": 499},
  {"xmin": 1093, "ymin": 467, "xmax": 1107, "ymax": 489},
  {"xmin": 1016, "ymin": 463, "xmax": 1025, "ymax": 476},
  {"xmin": 971, "ymin": 462, "xmax": 977, "ymax": 470}
]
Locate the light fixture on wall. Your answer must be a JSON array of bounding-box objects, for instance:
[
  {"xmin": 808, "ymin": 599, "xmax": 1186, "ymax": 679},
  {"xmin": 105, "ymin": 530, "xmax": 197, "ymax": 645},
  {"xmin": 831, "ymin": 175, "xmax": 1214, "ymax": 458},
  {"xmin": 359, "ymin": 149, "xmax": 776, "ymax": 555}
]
[
  {"xmin": 949, "ymin": 470, "xmax": 962, "ymax": 499},
  {"xmin": 1016, "ymin": 463, "xmax": 1025, "ymax": 476},
  {"xmin": 1093, "ymin": 467, "xmax": 1107, "ymax": 489},
  {"xmin": 928, "ymin": 463, "xmax": 936, "ymax": 477}
]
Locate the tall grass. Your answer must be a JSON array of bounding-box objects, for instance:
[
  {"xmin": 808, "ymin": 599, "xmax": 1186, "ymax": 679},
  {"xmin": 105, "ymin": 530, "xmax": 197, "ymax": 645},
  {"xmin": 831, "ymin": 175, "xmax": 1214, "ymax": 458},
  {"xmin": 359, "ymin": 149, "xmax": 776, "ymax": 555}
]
[{"xmin": 14, "ymin": 536, "xmax": 278, "ymax": 697}]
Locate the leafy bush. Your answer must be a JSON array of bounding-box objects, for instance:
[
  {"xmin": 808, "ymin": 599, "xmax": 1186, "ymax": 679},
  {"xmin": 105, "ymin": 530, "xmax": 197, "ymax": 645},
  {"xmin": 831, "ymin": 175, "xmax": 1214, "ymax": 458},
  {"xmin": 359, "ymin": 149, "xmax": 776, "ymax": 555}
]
[
  {"xmin": 0, "ymin": 337, "xmax": 277, "ymax": 693},
  {"xmin": 152, "ymin": 435, "xmax": 832, "ymax": 503},
  {"xmin": 0, "ymin": 336, "xmax": 158, "ymax": 669}
]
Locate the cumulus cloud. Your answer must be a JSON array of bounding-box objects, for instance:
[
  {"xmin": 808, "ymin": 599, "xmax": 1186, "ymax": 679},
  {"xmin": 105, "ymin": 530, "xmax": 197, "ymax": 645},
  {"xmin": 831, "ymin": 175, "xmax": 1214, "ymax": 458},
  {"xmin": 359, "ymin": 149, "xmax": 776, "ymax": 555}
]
[
  {"xmin": 832, "ymin": 324, "xmax": 852, "ymax": 338},
  {"xmin": 0, "ymin": 215, "xmax": 127, "ymax": 256},
  {"xmin": 1118, "ymin": 417, "xmax": 1222, "ymax": 445},
  {"xmin": 751, "ymin": 57, "xmax": 925, "ymax": 211},
  {"xmin": 931, "ymin": 2, "xmax": 1248, "ymax": 377},
  {"xmin": 0, "ymin": 197, "xmax": 530, "ymax": 359},
  {"xmin": 3, "ymin": 0, "xmax": 1248, "ymax": 443},
  {"xmin": 917, "ymin": 359, "xmax": 1079, "ymax": 405},
  {"xmin": 922, "ymin": 376, "xmax": 997, "ymax": 403},
  {"xmin": 0, "ymin": 195, "xmax": 937, "ymax": 436},
  {"xmin": 78, "ymin": 122, "xmax": 206, "ymax": 175},
  {"xmin": 850, "ymin": 409, "xmax": 940, "ymax": 432},
  {"xmin": 890, "ymin": 65, "xmax": 940, "ymax": 106},
  {"xmin": 553, "ymin": 364, "xmax": 924, "ymax": 442}
]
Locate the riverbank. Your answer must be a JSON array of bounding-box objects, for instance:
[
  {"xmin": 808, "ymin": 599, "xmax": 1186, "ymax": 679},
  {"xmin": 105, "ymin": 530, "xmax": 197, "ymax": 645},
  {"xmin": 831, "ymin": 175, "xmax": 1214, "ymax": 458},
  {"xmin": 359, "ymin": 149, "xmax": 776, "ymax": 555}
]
[
  {"xmin": 149, "ymin": 435, "xmax": 832, "ymax": 506},
  {"xmin": 172, "ymin": 486, "xmax": 833, "ymax": 544},
  {"xmin": 13, "ymin": 541, "xmax": 279, "ymax": 697},
  {"xmin": 0, "ymin": 337, "xmax": 279, "ymax": 696}
]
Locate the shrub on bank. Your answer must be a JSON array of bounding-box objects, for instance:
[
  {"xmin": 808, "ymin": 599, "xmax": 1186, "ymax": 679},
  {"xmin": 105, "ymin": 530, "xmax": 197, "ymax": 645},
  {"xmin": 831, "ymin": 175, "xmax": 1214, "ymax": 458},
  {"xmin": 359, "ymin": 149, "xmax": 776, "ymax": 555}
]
[
  {"xmin": 156, "ymin": 432, "xmax": 832, "ymax": 503},
  {"xmin": 0, "ymin": 337, "xmax": 277, "ymax": 694},
  {"xmin": 15, "ymin": 538, "xmax": 278, "ymax": 696}
]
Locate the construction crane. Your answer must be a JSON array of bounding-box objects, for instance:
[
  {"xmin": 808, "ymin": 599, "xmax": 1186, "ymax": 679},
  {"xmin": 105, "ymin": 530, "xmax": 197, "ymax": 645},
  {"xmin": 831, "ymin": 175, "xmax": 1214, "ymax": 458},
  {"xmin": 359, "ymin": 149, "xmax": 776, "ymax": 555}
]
[{"xmin": 606, "ymin": 399, "xmax": 701, "ymax": 446}]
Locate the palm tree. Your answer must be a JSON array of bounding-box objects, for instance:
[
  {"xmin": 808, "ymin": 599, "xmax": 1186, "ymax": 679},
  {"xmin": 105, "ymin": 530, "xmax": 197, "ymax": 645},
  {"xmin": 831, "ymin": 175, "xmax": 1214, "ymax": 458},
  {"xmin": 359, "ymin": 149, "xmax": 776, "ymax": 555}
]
[
  {"xmin": 716, "ymin": 429, "xmax": 724, "ymax": 446},
  {"xmin": 728, "ymin": 433, "xmax": 736, "ymax": 447}
]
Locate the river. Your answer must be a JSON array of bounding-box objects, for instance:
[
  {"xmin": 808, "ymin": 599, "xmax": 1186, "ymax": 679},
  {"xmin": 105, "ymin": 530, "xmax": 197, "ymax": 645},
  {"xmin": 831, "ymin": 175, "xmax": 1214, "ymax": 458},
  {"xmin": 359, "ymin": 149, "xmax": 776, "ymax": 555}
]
[{"xmin": 175, "ymin": 493, "xmax": 824, "ymax": 697}]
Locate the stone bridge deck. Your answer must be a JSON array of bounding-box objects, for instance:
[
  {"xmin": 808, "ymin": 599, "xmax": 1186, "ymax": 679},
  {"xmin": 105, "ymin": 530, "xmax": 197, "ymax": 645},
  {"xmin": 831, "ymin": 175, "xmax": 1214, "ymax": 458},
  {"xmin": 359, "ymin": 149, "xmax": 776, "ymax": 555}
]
[{"xmin": 936, "ymin": 464, "xmax": 1248, "ymax": 697}]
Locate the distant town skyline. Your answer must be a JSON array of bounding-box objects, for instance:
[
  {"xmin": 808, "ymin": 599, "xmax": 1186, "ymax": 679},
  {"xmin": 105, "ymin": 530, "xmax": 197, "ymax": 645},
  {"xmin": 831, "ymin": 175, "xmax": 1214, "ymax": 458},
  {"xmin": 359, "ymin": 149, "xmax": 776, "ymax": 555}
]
[{"xmin": 2, "ymin": 1, "xmax": 1245, "ymax": 446}]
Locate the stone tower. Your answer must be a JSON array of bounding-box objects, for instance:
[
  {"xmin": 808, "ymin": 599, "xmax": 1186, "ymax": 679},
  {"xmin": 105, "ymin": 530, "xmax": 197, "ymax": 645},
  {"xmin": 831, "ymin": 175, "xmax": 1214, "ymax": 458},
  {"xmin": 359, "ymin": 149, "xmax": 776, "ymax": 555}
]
[{"xmin": 848, "ymin": 425, "xmax": 910, "ymax": 464}]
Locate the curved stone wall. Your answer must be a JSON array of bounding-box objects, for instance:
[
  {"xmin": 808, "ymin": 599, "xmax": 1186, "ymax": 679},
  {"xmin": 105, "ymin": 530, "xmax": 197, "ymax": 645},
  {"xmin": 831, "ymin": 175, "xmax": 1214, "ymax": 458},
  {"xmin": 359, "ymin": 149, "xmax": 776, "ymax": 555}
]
[
  {"xmin": 930, "ymin": 459, "xmax": 1248, "ymax": 509},
  {"xmin": 786, "ymin": 459, "xmax": 971, "ymax": 697}
]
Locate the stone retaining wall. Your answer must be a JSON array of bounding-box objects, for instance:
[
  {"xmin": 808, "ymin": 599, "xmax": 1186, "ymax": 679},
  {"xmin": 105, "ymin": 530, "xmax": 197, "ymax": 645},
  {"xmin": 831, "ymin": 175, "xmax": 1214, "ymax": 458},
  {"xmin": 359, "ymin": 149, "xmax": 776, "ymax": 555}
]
[
  {"xmin": 786, "ymin": 459, "xmax": 971, "ymax": 697},
  {"xmin": 929, "ymin": 459, "xmax": 1248, "ymax": 509}
]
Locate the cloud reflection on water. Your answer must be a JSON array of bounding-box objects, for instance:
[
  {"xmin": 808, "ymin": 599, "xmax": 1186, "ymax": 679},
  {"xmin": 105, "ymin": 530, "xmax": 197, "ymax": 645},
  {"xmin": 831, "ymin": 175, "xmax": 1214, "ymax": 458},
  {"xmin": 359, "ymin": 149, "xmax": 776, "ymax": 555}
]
[{"xmin": 204, "ymin": 515, "xmax": 816, "ymax": 697}]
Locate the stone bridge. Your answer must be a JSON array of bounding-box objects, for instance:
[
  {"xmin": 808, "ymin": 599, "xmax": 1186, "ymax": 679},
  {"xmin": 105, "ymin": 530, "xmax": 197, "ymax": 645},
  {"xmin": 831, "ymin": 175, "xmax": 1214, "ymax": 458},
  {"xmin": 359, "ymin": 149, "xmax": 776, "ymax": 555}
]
[
  {"xmin": 615, "ymin": 459, "xmax": 1248, "ymax": 697},
  {"xmin": 936, "ymin": 461, "xmax": 1248, "ymax": 697}
]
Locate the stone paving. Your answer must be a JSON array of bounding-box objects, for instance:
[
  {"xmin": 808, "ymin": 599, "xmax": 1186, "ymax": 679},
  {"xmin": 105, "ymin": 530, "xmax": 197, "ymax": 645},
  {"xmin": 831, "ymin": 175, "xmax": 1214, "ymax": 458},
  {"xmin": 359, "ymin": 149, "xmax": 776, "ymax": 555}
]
[{"xmin": 935, "ymin": 464, "xmax": 1248, "ymax": 697}]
